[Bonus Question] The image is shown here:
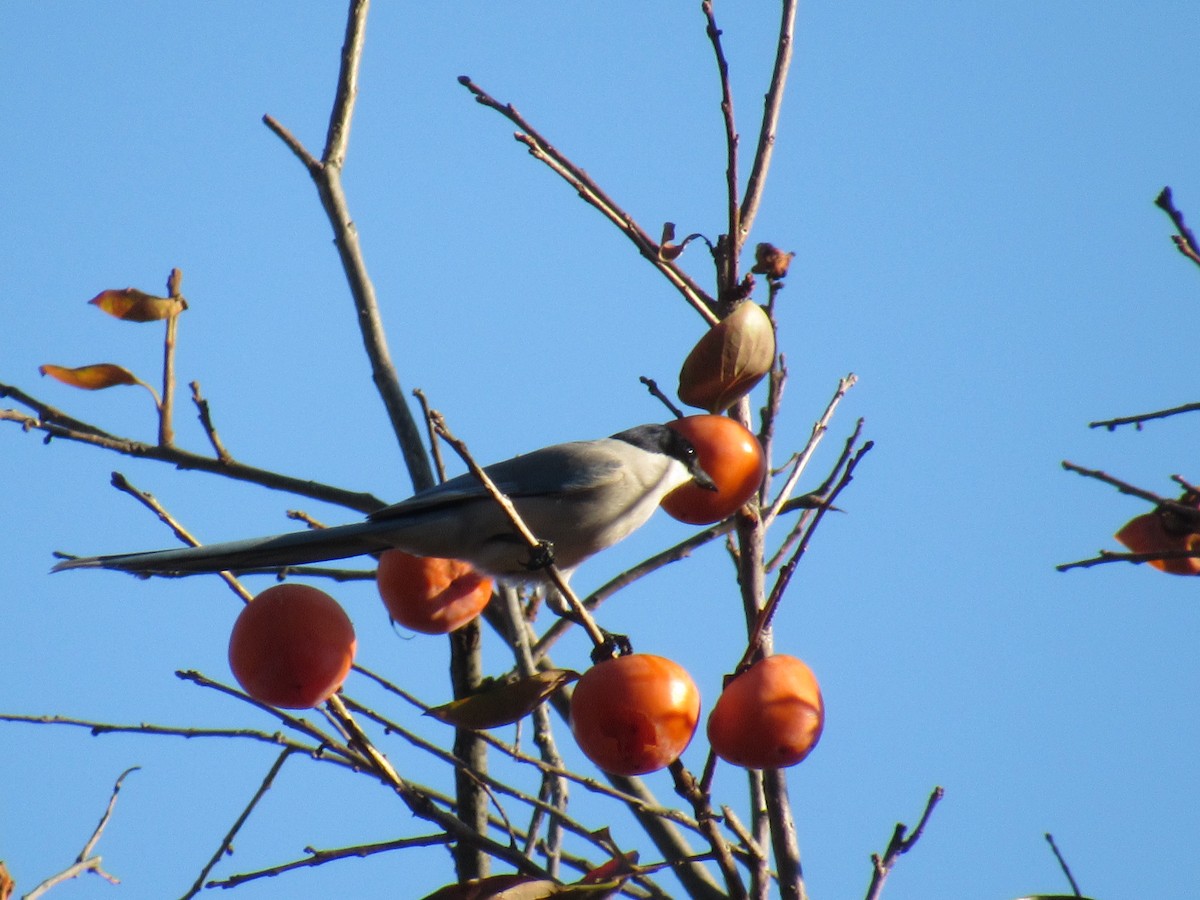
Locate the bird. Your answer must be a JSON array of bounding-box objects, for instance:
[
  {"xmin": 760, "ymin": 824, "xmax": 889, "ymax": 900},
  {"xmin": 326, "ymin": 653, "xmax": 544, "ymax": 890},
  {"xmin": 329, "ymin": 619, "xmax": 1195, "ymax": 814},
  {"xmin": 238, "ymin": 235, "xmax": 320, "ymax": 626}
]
[{"xmin": 52, "ymin": 423, "xmax": 716, "ymax": 580}]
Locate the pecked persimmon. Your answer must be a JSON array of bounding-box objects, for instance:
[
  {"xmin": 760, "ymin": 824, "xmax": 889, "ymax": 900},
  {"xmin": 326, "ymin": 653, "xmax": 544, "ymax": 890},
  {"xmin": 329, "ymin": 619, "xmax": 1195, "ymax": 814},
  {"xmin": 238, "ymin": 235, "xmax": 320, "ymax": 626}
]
[
  {"xmin": 707, "ymin": 654, "xmax": 823, "ymax": 769},
  {"xmin": 1114, "ymin": 509, "xmax": 1200, "ymax": 576},
  {"xmin": 570, "ymin": 654, "xmax": 700, "ymax": 776},
  {"xmin": 376, "ymin": 549, "xmax": 493, "ymax": 634},
  {"xmin": 661, "ymin": 415, "xmax": 766, "ymax": 525},
  {"xmin": 228, "ymin": 583, "xmax": 356, "ymax": 709}
]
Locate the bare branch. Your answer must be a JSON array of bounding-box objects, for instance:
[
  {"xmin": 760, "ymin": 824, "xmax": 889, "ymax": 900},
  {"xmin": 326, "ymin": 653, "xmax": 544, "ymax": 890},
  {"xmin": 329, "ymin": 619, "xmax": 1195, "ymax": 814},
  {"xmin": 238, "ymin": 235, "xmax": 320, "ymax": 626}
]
[
  {"xmin": 1155, "ymin": 186, "xmax": 1200, "ymax": 269},
  {"xmin": 738, "ymin": 0, "xmax": 799, "ymax": 250},
  {"xmin": 262, "ymin": 0, "xmax": 433, "ymax": 494},
  {"xmin": 1089, "ymin": 400, "xmax": 1200, "ymax": 430},
  {"xmin": 211, "ymin": 833, "xmax": 451, "ymax": 889},
  {"xmin": 430, "ymin": 411, "xmax": 608, "ymax": 650},
  {"xmin": 180, "ymin": 749, "xmax": 294, "ymax": 899},
  {"xmin": 0, "ymin": 384, "xmax": 385, "ymax": 514},
  {"xmin": 864, "ymin": 787, "xmax": 944, "ymax": 900},
  {"xmin": 24, "ymin": 767, "xmax": 139, "ymax": 899},
  {"xmin": 458, "ymin": 75, "xmax": 719, "ymax": 325},
  {"xmin": 702, "ymin": 1, "xmax": 741, "ymax": 272},
  {"xmin": 1044, "ymin": 832, "xmax": 1084, "ymax": 898},
  {"xmin": 322, "ymin": 0, "xmax": 369, "ymax": 167},
  {"xmin": 189, "ymin": 380, "xmax": 232, "ymax": 462}
]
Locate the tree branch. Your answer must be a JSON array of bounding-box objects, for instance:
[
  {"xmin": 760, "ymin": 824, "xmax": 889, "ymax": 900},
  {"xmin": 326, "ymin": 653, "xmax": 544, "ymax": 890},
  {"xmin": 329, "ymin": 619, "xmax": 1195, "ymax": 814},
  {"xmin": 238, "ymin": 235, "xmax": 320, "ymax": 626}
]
[
  {"xmin": 262, "ymin": 0, "xmax": 434, "ymax": 494},
  {"xmin": 864, "ymin": 787, "xmax": 944, "ymax": 900},
  {"xmin": 458, "ymin": 75, "xmax": 719, "ymax": 325},
  {"xmin": 1155, "ymin": 186, "xmax": 1200, "ymax": 269},
  {"xmin": 0, "ymin": 383, "xmax": 385, "ymax": 514},
  {"xmin": 738, "ymin": 0, "xmax": 799, "ymax": 252}
]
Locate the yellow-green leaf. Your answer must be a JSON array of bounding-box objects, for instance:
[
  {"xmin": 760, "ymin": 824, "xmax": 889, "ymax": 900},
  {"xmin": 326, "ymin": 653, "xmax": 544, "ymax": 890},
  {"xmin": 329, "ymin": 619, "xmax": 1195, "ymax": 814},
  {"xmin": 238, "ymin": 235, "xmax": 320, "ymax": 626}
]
[
  {"xmin": 88, "ymin": 288, "xmax": 185, "ymax": 322},
  {"xmin": 678, "ymin": 301, "xmax": 776, "ymax": 413},
  {"xmin": 428, "ymin": 669, "xmax": 579, "ymax": 730},
  {"xmin": 39, "ymin": 363, "xmax": 141, "ymax": 391},
  {"xmin": 420, "ymin": 875, "xmax": 545, "ymax": 900}
]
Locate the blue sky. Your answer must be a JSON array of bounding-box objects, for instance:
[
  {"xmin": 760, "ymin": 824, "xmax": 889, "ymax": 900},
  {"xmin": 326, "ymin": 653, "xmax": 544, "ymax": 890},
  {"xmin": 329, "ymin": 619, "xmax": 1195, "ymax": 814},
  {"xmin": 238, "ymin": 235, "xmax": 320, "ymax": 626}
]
[{"xmin": 2, "ymin": 3, "xmax": 1198, "ymax": 899}]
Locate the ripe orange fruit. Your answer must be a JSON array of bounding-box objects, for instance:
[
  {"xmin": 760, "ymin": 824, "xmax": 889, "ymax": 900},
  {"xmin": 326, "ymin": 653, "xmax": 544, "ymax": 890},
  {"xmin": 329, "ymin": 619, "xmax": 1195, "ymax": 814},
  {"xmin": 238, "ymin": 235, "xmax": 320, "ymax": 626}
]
[
  {"xmin": 707, "ymin": 655, "xmax": 823, "ymax": 769},
  {"xmin": 661, "ymin": 415, "xmax": 766, "ymax": 524},
  {"xmin": 228, "ymin": 583, "xmax": 356, "ymax": 709},
  {"xmin": 376, "ymin": 550, "xmax": 493, "ymax": 634},
  {"xmin": 1115, "ymin": 510, "xmax": 1200, "ymax": 576},
  {"xmin": 569, "ymin": 654, "xmax": 700, "ymax": 776}
]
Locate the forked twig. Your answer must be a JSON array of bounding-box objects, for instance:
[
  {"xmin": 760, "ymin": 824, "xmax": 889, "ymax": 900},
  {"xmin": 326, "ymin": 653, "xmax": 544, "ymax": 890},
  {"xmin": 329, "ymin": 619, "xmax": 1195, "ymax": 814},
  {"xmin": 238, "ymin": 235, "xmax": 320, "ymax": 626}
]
[
  {"xmin": 262, "ymin": 0, "xmax": 433, "ymax": 494},
  {"xmin": 458, "ymin": 75, "xmax": 719, "ymax": 325},
  {"xmin": 24, "ymin": 767, "xmax": 139, "ymax": 899},
  {"xmin": 1155, "ymin": 186, "xmax": 1200, "ymax": 269},
  {"xmin": 864, "ymin": 787, "xmax": 944, "ymax": 900}
]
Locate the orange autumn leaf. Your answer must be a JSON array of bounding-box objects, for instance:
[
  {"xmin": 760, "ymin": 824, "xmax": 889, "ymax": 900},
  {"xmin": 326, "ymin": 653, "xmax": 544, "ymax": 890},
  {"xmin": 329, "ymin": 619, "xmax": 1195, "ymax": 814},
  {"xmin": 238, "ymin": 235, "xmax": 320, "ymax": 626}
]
[
  {"xmin": 88, "ymin": 287, "xmax": 185, "ymax": 322},
  {"xmin": 1114, "ymin": 511, "xmax": 1200, "ymax": 575},
  {"xmin": 39, "ymin": 363, "xmax": 142, "ymax": 391}
]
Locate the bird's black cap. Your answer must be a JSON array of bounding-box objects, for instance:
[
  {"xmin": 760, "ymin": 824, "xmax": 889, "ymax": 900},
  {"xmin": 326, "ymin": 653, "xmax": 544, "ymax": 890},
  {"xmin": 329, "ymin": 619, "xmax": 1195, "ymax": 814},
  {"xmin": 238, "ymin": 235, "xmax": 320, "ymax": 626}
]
[{"xmin": 612, "ymin": 423, "xmax": 718, "ymax": 491}]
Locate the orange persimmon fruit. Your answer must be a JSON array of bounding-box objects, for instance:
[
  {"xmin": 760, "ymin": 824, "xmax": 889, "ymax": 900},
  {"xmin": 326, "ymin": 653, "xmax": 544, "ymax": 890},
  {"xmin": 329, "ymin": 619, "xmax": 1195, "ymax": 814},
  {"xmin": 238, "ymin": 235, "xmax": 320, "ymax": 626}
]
[
  {"xmin": 661, "ymin": 415, "xmax": 767, "ymax": 525},
  {"xmin": 228, "ymin": 583, "xmax": 356, "ymax": 709},
  {"xmin": 707, "ymin": 654, "xmax": 824, "ymax": 769},
  {"xmin": 570, "ymin": 654, "xmax": 700, "ymax": 776},
  {"xmin": 376, "ymin": 550, "xmax": 493, "ymax": 634}
]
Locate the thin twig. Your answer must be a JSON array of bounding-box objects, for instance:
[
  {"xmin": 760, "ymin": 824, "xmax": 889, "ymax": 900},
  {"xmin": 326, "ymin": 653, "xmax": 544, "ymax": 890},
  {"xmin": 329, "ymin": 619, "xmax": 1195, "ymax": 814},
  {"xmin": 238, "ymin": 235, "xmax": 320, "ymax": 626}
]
[
  {"xmin": 1088, "ymin": 401, "xmax": 1200, "ymax": 430},
  {"xmin": 1044, "ymin": 832, "xmax": 1083, "ymax": 897},
  {"xmin": 1056, "ymin": 547, "xmax": 1200, "ymax": 572},
  {"xmin": 762, "ymin": 373, "xmax": 857, "ymax": 532},
  {"xmin": 108, "ymin": 471, "xmax": 253, "ymax": 603},
  {"xmin": 159, "ymin": 269, "xmax": 182, "ymax": 447},
  {"xmin": 413, "ymin": 388, "xmax": 449, "ymax": 482},
  {"xmin": 703, "ymin": 1, "xmax": 741, "ymax": 277},
  {"xmin": 532, "ymin": 517, "xmax": 735, "ymax": 662},
  {"xmin": 458, "ymin": 75, "xmax": 719, "ymax": 324},
  {"xmin": 211, "ymin": 834, "xmax": 452, "ymax": 888},
  {"xmin": 864, "ymin": 787, "xmax": 944, "ymax": 900},
  {"xmin": 322, "ymin": 0, "xmax": 368, "ymax": 168},
  {"xmin": 639, "ymin": 376, "xmax": 686, "ymax": 419},
  {"xmin": 262, "ymin": 0, "xmax": 433, "ymax": 494},
  {"xmin": 738, "ymin": 0, "xmax": 799, "ymax": 252},
  {"xmin": 189, "ymin": 380, "xmax": 232, "ymax": 462},
  {"xmin": 1060, "ymin": 461, "xmax": 1165, "ymax": 505},
  {"xmin": 0, "ymin": 384, "xmax": 385, "ymax": 513},
  {"xmin": 24, "ymin": 767, "xmax": 139, "ymax": 899},
  {"xmin": 1155, "ymin": 186, "xmax": 1200, "ymax": 269},
  {"xmin": 742, "ymin": 432, "xmax": 872, "ymax": 670},
  {"xmin": 430, "ymin": 411, "xmax": 607, "ymax": 649},
  {"xmin": 180, "ymin": 749, "xmax": 294, "ymax": 899},
  {"xmin": 0, "ymin": 713, "xmax": 340, "ymax": 760},
  {"xmin": 669, "ymin": 762, "xmax": 749, "ymax": 900}
]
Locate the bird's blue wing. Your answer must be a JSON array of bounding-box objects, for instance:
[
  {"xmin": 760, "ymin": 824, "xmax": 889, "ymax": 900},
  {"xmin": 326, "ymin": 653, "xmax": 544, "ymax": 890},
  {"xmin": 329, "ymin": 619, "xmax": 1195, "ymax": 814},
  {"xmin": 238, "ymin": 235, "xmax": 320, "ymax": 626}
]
[{"xmin": 368, "ymin": 441, "xmax": 624, "ymax": 523}]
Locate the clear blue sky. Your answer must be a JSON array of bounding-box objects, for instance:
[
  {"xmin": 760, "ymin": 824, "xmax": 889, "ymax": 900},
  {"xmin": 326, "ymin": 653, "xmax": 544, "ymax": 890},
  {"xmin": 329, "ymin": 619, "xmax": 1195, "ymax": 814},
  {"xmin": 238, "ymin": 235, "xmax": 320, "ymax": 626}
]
[{"xmin": 2, "ymin": 3, "xmax": 1198, "ymax": 899}]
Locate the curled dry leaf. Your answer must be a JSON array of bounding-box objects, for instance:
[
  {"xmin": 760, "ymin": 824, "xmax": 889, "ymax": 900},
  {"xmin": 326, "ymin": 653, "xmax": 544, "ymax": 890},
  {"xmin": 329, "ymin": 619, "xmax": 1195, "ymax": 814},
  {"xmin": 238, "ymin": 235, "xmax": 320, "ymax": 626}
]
[
  {"xmin": 39, "ymin": 363, "xmax": 144, "ymax": 391},
  {"xmin": 427, "ymin": 669, "xmax": 579, "ymax": 730},
  {"xmin": 751, "ymin": 242, "xmax": 795, "ymax": 279},
  {"xmin": 677, "ymin": 300, "xmax": 775, "ymax": 413},
  {"xmin": 89, "ymin": 287, "xmax": 186, "ymax": 322}
]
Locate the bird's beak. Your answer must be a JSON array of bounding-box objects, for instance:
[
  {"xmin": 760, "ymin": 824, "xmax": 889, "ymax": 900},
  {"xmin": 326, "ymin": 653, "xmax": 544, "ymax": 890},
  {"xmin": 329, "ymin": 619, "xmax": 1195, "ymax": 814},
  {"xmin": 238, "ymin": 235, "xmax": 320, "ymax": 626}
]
[{"xmin": 692, "ymin": 466, "xmax": 719, "ymax": 492}]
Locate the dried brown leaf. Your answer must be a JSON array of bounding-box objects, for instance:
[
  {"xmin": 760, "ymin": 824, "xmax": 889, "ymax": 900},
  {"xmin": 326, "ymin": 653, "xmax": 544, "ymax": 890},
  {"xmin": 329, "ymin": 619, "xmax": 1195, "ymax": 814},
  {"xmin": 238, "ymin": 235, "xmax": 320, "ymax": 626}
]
[
  {"xmin": 89, "ymin": 288, "xmax": 186, "ymax": 322},
  {"xmin": 39, "ymin": 363, "xmax": 142, "ymax": 391},
  {"xmin": 427, "ymin": 669, "xmax": 579, "ymax": 730}
]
